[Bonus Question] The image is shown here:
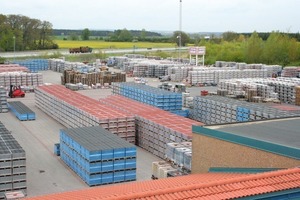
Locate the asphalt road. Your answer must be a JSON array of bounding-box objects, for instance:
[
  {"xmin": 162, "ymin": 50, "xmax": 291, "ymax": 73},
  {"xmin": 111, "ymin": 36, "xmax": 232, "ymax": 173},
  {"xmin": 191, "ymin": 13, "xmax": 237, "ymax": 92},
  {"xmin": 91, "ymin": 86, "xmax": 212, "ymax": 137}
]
[{"xmin": 0, "ymin": 47, "xmax": 188, "ymax": 58}]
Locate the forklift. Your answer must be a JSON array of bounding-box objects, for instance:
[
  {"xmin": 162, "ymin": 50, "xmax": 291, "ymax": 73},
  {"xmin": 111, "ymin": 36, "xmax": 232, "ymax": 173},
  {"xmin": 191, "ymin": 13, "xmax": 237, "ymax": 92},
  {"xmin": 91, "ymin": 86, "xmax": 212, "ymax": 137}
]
[{"xmin": 8, "ymin": 85, "xmax": 25, "ymax": 98}]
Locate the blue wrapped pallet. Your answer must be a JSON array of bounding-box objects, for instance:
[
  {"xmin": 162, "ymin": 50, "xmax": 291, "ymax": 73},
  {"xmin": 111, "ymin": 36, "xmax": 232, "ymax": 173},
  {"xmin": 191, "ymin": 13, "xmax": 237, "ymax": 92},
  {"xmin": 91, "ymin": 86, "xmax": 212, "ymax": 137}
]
[
  {"xmin": 112, "ymin": 82, "xmax": 182, "ymax": 111},
  {"xmin": 8, "ymin": 101, "xmax": 36, "ymax": 121},
  {"xmin": 13, "ymin": 59, "xmax": 48, "ymax": 72},
  {"xmin": 60, "ymin": 126, "xmax": 136, "ymax": 186}
]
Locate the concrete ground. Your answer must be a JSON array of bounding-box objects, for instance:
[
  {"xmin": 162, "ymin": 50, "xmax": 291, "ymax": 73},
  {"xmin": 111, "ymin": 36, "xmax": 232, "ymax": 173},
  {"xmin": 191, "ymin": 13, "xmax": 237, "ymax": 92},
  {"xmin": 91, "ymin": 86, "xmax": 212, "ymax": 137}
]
[{"xmin": 1, "ymin": 70, "xmax": 164, "ymax": 198}]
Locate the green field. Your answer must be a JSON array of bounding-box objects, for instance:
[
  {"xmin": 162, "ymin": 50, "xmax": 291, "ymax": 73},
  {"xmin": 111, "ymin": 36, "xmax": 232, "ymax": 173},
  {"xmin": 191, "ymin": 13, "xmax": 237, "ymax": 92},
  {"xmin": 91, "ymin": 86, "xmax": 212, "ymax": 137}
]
[{"xmin": 55, "ymin": 40, "xmax": 176, "ymax": 49}]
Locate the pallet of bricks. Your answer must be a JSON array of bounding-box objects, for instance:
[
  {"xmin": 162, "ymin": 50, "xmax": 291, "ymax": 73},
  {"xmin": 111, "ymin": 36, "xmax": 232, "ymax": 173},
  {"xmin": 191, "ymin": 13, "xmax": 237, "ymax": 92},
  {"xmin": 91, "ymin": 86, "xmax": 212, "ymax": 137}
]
[
  {"xmin": 63, "ymin": 70, "xmax": 126, "ymax": 86},
  {"xmin": 219, "ymin": 78, "xmax": 300, "ymax": 105},
  {"xmin": 100, "ymin": 95, "xmax": 203, "ymax": 159},
  {"xmin": 35, "ymin": 85, "xmax": 136, "ymax": 144},
  {"xmin": 0, "ymin": 64, "xmax": 29, "ymax": 73},
  {"xmin": 0, "ymin": 87, "xmax": 8, "ymax": 113},
  {"xmin": 0, "ymin": 72, "xmax": 43, "ymax": 89},
  {"xmin": 190, "ymin": 96, "xmax": 300, "ymax": 125},
  {"xmin": 60, "ymin": 126, "xmax": 136, "ymax": 186},
  {"xmin": 111, "ymin": 82, "xmax": 182, "ymax": 111},
  {"xmin": 7, "ymin": 101, "xmax": 36, "ymax": 121},
  {"xmin": 0, "ymin": 122, "xmax": 26, "ymax": 199}
]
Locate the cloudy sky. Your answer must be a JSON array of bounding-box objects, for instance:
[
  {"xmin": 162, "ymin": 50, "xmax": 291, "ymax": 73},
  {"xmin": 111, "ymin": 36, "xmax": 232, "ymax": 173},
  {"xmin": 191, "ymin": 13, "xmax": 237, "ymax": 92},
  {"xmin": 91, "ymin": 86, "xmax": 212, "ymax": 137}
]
[{"xmin": 1, "ymin": 0, "xmax": 299, "ymax": 33}]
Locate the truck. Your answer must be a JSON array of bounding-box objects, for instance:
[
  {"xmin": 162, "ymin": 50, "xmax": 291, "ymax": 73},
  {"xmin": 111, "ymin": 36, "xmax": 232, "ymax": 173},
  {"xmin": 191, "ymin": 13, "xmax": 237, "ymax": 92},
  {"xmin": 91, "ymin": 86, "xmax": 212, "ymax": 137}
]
[{"xmin": 69, "ymin": 46, "xmax": 93, "ymax": 53}]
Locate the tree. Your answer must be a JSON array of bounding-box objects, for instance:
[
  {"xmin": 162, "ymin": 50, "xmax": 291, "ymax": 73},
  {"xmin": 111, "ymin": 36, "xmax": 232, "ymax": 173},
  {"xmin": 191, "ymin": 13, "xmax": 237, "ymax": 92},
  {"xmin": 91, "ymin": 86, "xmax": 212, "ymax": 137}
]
[
  {"xmin": 118, "ymin": 29, "xmax": 133, "ymax": 42},
  {"xmin": 140, "ymin": 28, "xmax": 146, "ymax": 40},
  {"xmin": 245, "ymin": 31, "xmax": 264, "ymax": 63},
  {"xmin": 172, "ymin": 31, "xmax": 190, "ymax": 46},
  {"xmin": 81, "ymin": 28, "xmax": 90, "ymax": 40},
  {"xmin": 0, "ymin": 14, "xmax": 57, "ymax": 51}
]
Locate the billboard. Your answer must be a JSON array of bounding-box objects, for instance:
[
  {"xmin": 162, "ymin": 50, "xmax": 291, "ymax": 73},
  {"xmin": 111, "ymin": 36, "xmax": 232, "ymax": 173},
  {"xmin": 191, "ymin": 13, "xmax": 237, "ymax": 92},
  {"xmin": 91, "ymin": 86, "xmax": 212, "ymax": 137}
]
[{"xmin": 189, "ymin": 46, "xmax": 206, "ymax": 55}]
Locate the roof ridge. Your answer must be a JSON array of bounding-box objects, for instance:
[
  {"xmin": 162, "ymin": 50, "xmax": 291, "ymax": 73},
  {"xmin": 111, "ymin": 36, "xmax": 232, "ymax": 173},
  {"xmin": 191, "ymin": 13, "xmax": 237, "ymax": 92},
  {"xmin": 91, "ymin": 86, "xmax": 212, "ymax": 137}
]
[{"xmin": 102, "ymin": 168, "xmax": 300, "ymax": 200}]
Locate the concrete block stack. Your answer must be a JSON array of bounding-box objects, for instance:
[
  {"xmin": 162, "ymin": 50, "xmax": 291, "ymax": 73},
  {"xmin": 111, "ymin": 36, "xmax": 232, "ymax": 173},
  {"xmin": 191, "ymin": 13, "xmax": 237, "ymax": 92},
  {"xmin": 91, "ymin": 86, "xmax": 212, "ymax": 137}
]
[
  {"xmin": 190, "ymin": 96, "xmax": 300, "ymax": 125},
  {"xmin": 0, "ymin": 87, "xmax": 8, "ymax": 113},
  {"xmin": 0, "ymin": 122, "xmax": 26, "ymax": 199},
  {"xmin": 0, "ymin": 72, "xmax": 43, "ymax": 88}
]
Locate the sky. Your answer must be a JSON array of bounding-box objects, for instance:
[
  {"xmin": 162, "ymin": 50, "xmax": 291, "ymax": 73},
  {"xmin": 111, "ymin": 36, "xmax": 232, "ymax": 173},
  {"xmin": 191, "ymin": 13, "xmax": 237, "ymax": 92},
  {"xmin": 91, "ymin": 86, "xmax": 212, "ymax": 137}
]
[{"xmin": 1, "ymin": 0, "xmax": 300, "ymax": 33}]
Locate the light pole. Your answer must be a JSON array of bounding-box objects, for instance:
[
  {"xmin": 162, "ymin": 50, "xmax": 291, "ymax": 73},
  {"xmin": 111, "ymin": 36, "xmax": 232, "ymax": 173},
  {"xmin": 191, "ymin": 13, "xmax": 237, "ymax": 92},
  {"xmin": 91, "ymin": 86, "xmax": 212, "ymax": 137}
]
[
  {"xmin": 13, "ymin": 36, "xmax": 16, "ymax": 62},
  {"xmin": 178, "ymin": 0, "xmax": 182, "ymax": 63}
]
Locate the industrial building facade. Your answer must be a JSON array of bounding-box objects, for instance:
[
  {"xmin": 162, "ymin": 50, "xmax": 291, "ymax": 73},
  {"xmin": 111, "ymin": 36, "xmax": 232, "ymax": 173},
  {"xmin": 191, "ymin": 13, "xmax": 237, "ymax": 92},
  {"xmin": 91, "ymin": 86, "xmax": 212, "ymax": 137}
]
[{"xmin": 192, "ymin": 118, "xmax": 300, "ymax": 173}]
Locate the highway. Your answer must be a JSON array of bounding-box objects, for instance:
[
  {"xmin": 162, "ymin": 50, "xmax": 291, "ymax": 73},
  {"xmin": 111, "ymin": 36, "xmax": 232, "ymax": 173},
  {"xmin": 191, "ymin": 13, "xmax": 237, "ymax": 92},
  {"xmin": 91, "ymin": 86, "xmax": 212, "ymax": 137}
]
[{"xmin": 0, "ymin": 47, "xmax": 188, "ymax": 58}]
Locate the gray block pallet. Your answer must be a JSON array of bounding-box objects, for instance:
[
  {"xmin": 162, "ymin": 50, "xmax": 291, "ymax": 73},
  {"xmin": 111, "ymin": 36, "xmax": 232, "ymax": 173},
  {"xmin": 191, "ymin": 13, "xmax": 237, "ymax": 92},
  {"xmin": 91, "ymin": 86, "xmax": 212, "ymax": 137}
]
[{"xmin": 0, "ymin": 122, "xmax": 26, "ymax": 199}]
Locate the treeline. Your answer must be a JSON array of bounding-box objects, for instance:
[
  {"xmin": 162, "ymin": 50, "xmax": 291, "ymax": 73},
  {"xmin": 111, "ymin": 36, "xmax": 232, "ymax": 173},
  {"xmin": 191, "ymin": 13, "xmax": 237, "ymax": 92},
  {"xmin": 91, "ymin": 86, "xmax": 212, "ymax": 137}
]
[
  {"xmin": 221, "ymin": 31, "xmax": 300, "ymax": 42},
  {"xmin": 105, "ymin": 29, "xmax": 168, "ymax": 42},
  {"xmin": 0, "ymin": 14, "xmax": 57, "ymax": 51},
  {"xmin": 55, "ymin": 28, "xmax": 163, "ymax": 40},
  {"xmin": 200, "ymin": 31, "xmax": 300, "ymax": 66}
]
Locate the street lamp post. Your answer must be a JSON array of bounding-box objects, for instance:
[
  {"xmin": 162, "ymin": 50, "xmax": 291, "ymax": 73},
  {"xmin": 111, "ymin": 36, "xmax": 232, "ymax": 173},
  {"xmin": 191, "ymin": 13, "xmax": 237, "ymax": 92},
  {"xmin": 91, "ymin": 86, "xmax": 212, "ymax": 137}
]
[
  {"xmin": 178, "ymin": 0, "xmax": 182, "ymax": 63},
  {"xmin": 13, "ymin": 36, "xmax": 16, "ymax": 62}
]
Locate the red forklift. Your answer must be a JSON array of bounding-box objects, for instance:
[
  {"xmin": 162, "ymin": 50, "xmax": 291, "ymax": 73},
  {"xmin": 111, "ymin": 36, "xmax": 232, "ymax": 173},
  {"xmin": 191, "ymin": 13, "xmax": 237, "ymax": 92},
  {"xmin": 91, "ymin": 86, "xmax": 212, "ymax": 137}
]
[{"xmin": 9, "ymin": 85, "xmax": 25, "ymax": 98}]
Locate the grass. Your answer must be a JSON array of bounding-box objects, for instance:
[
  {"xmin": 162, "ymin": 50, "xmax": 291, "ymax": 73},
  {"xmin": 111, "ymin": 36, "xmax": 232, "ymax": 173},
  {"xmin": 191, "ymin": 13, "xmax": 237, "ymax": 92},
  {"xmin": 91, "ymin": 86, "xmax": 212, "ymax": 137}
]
[{"xmin": 54, "ymin": 40, "xmax": 176, "ymax": 49}]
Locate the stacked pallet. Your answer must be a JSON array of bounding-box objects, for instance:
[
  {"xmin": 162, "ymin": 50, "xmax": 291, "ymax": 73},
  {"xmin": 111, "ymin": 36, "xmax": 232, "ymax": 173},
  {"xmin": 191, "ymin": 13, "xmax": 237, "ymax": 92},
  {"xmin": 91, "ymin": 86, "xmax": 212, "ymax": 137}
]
[
  {"xmin": 8, "ymin": 101, "xmax": 35, "ymax": 121},
  {"xmin": 219, "ymin": 78, "xmax": 300, "ymax": 104},
  {"xmin": 215, "ymin": 61, "xmax": 282, "ymax": 76},
  {"xmin": 107, "ymin": 57, "xmax": 129, "ymax": 69},
  {"xmin": 0, "ymin": 87, "xmax": 8, "ymax": 113},
  {"xmin": 168, "ymin": 66, "xmax": 193, "ymax": 82},
  {"xmin": 132, "ymin": 63, "xmax": 171, "ymax": 78},
  {"xmin": 165, "ymin": 142, "xmax": 192, "ymax": 171},
  {"xmin": 13, "ymin": 59, "xmax": 48, "ymax": 72},
  {"xmin": 0, "ymin": 72, "xmax": 43, "ymax": 88},
  {"xmin": 182, "ymin": 93, "xmax": 193, "ymax": 108},
  {"xmin": 281, "ymin": 66, "xmax": 300, "ymax": 77},
  {"xmin": 151, "ymin": 161, "xmax": 177, "ymax": 179},
  {"xmin": 190, "ymin": 96, "xmax": 300, "ymax": 125},
  {"xmin": 296, "ymin": 86, "xmax": 300, "ymax": 106},
  {"xmin": 188, "ymin": 69, "xmax": 268, "ymax": 85},
  {"xmin": 49, "ymin": 59, "xmax": 97, "ymax": 73},
  {"xmin": 0, "ymin": 64, "xmax": 29, "ymax": 73},
  {"xmin": 100, "ymin": 95, "xmax": 203, "ymax": 159},
  {"xmin": 60, "ymin": 126, "xmax": 136, "ymax": 186},
  {"xmin": 62, "ymin": 71, "xmax": 126, "ymax": 86},
  {"xmin": 0, "ymin": 122, "xmax": 26, "ymax": 199},
  {"xmin": 35, "ymin": 85, "xmax": 136, "ymax": 144},
  {"xmin": 112, "ymin": 82, "xmax": 182, "ymax": 111}
]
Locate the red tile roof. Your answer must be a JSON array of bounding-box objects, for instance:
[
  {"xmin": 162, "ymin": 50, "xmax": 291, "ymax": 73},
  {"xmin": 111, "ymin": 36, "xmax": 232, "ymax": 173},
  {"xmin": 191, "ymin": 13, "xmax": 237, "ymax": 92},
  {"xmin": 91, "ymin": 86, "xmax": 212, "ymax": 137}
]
[{"xmin": 25, "ymin": 168, "xmax": 300, "ymax": 200}]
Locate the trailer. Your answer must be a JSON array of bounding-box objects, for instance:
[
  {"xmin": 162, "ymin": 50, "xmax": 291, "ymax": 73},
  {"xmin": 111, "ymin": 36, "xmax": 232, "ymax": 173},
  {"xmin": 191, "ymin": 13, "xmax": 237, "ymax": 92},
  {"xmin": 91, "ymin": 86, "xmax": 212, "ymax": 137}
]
[{"xmin": 69, "ymin": 46, "xmax": 93, "ymax": 53}]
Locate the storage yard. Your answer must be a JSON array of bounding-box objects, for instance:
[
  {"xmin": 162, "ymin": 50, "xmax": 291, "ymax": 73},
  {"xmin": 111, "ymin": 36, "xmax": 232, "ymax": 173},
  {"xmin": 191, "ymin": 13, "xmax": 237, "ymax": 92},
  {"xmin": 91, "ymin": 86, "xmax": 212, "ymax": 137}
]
[
  {"xmin": 0, "ymin": 56, "xmax": 299, "ymax": 199},
  {"xmin": 0, "ymin": 70, "xmax": 164, "ymax": 198}
]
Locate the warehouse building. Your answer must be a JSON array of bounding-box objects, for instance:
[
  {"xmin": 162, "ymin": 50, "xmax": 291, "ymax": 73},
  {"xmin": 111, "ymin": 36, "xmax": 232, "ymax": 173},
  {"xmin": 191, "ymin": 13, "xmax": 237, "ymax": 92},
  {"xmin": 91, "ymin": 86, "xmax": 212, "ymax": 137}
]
[{"xmin": 192, "ymin": 117, "xmax": 300, "ymax": 173}]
